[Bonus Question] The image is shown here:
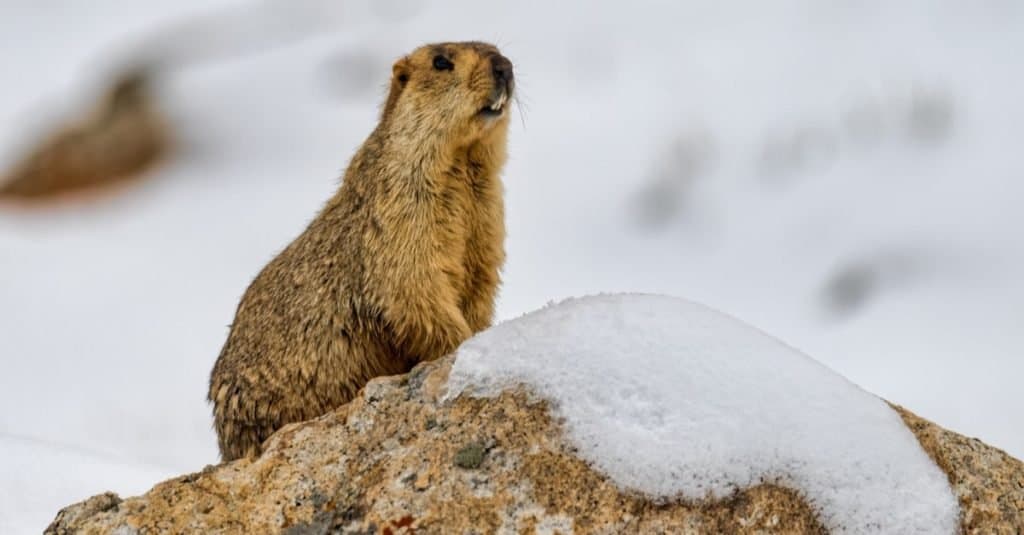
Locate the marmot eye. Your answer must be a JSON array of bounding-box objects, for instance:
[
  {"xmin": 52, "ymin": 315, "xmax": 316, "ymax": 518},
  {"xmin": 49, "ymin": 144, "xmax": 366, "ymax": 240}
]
[{"xmin": 432, "ymin": 55, "xmax": 454, "ymax": 71}]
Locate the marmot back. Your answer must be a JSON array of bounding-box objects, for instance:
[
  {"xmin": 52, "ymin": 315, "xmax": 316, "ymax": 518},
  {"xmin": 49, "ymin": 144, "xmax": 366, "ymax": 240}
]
[{"xmin": 209, "ymin": 42, "xmax": 514, "ymax": 461}]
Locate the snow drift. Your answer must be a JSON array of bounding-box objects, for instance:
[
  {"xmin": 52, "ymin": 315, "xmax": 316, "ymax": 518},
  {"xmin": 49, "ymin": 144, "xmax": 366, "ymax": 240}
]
[{"xmin": 447, "ymin": 294, "xmax": 960, "ymax": 534}]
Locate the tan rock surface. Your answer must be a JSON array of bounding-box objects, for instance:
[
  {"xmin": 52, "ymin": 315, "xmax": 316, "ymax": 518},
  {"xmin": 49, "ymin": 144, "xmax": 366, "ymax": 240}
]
[
  {"xmin": 48, "ymin": 356, "xmax": 1023, "ymax": 534},
  {"xmin": 894, "ymin": 406, "xmax": 1024, "ymax": 534}
]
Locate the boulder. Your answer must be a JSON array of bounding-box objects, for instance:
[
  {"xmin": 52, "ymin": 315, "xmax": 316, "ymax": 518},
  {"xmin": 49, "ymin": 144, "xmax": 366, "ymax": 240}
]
[{"xmin": 47, "ymin": 355, "xmax": 1023, "ymax": 534}]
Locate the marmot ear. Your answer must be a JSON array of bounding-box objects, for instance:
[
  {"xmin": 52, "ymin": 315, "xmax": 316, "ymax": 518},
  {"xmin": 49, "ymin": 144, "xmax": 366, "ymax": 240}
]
[
  {"xmin": 393, "ymin": 60, "xmax": 410, "ymax": 85},
  {"xmin": 382, "ymin": 59, "xmax": 410, "ymax": 120}
]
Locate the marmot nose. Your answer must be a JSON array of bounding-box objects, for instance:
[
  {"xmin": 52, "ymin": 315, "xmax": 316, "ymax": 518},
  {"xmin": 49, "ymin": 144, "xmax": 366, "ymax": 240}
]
[{"xmin": 490, "ymin": 54, "xmax": 514, "ymax": 89}]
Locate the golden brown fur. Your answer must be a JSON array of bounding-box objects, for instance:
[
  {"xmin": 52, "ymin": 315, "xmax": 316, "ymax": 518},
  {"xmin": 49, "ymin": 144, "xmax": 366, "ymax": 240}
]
[
  {"xmin": 0, "ymin": 70, "xmax": 169, "ymax": 201},
  {"xmin": 209, "ymin": 42, "xmax": 514, "ymax": 461}
]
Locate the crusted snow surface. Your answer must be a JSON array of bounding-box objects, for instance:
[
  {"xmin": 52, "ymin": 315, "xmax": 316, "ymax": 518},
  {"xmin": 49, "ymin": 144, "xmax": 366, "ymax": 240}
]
[{"xmin": 446, "ymin": 294, "xmax": 959, "ymax": 534}]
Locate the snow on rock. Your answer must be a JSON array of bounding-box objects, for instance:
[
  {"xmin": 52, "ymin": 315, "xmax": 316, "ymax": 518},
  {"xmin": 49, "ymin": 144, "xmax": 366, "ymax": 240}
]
[{"xmin": 446, "ymin": 293, "xmax": 960, "ymax": 534}]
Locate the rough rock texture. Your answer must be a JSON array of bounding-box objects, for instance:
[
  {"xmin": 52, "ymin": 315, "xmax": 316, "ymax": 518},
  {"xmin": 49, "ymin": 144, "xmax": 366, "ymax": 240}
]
[
  {"xmin": 48, "ymin": 356, "xmax": 1023, "ymax": 534},
  {"xmin": 894, "ymin": 406, "xmax": 1024, "ymax": 533}
]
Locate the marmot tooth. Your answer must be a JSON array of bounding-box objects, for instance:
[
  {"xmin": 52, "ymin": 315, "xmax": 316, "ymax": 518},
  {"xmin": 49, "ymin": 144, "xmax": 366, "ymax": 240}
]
[{"xmin": 491, "ymin": 93, "xmax": 506, "ymax": 111}]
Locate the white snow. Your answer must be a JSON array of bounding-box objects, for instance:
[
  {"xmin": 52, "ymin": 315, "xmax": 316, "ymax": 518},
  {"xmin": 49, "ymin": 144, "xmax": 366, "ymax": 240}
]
[
  {"xmin": 446, "ymin": 294, "xmax": 960, "ymax": 534},
  {"xmin": 0, "ymin": 433, "xmax": 173, "ymax": 535},
  {"xmin": 1, "ymin": 1, "xmax": 1021, "ymax": 532}
]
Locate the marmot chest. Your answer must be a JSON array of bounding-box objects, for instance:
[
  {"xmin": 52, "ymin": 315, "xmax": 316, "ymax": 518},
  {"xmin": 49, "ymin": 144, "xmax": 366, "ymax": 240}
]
[{"xmin": 433, "ymin": 169, "xmax": 499, "ymax": 295}]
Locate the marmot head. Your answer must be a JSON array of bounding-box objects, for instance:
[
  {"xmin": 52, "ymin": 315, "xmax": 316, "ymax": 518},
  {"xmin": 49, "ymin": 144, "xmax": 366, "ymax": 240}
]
[{"xmin": 383, "ymin": 41, "xmax": 514, "ymax": 144}]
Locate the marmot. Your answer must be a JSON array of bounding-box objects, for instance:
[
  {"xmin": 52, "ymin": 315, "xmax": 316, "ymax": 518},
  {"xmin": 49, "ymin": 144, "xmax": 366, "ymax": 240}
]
[
  {"xmin": 0, "ymin": 70, "xmax": 169, "ymax": 201},
  {"xmin": 209, "ymin": 42, "xmax": 514, "ymax": 461}
]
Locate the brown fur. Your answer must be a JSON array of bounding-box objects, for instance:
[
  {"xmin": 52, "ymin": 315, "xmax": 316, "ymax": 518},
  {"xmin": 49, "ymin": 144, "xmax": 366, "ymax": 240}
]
[
  {"xmin": 0, "ymin": 70, "xmax": 169, "ymax": 202},
  {"xmin": 209, "ymin": 42, "xmax": 514, "ymax": 461}
]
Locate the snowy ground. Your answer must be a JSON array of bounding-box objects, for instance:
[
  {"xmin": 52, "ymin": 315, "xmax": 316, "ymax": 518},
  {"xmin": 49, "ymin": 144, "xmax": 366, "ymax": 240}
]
[{"xmin": 1, "ymin": 1, "xmax": 1022, "ymax": 532}]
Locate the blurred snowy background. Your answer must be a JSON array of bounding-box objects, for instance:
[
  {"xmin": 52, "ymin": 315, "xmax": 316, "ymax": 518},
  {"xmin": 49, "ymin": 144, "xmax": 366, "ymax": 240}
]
[{"xmin": 1, "ymin": 0, "xmax": 1021, "ymax": 531}]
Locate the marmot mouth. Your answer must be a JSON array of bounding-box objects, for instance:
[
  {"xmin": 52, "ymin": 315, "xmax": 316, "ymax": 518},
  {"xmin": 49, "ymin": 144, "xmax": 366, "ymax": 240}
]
[{"xmin": 478, "ymin": 91, "xmax": 508, "ymax": 117}]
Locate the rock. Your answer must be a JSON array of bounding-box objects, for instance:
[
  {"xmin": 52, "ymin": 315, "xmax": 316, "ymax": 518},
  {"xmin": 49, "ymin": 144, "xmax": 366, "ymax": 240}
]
[
  {"xmin": 45, "ymin": 492, "xmax": 122, "ymax": 535},
  {"xmin": 48, "ymin": 356, "xmax": 1023, "ymax": 534},
  {"xmin": 894, "ymin": 406, "xmax": 1024, "ymax": 533}
]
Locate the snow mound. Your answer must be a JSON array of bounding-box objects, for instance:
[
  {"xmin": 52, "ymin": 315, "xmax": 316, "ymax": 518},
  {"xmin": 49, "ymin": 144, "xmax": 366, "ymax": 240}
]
[{"xmin": 445, "ymin": 294, "xmax": 960, "ymax": 534}]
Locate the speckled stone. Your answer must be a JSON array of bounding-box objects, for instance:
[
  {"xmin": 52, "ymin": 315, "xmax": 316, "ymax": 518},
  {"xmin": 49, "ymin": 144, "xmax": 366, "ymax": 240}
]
[
  {"xmin": 47, "ymin": 356, "xmax": 1022, "ymax": 534},
  {"xmin": 894, "ymin": 405, "xmax": 1024, "ymax": 534}
]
